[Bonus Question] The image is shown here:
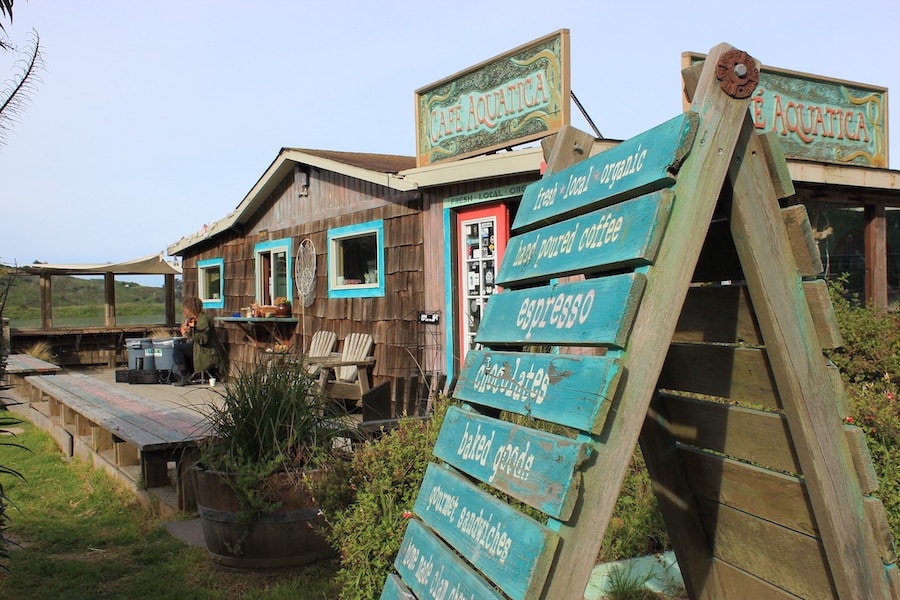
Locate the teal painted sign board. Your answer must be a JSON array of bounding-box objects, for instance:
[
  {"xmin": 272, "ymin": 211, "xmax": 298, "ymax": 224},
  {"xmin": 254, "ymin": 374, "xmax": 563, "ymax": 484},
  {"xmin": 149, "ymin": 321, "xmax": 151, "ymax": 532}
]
[
  {"xmin": 683, "ymin": 52, "xmax": 888, "ymax": 168},
  {"xmin": 433, "ymin": 406, "xmax": 591, "ymax": 520},
  {"xmin": 474, "ymin": 272, "xmax": 646, "ymax": 349},
  {"xmin": 453, "ymin": 349, "xmax": 622, "ymax": 433},
  {"xmin": 498, "ymin": 189, "xmax": 674, "ymax": 286},
  {"xmin": 512, "ymin": 112, "xmax": 697, "ymax": 232},
  {"xmin": 383, "ymin": 111, "xmax": 696, "ymax": 598},
  {"xmin": 413, "ymin": 463, "xmax": 558, "ymax": 600},
  {"xmin": 388, "ymin": 519, "xmax": 507, "ymax": 600}
]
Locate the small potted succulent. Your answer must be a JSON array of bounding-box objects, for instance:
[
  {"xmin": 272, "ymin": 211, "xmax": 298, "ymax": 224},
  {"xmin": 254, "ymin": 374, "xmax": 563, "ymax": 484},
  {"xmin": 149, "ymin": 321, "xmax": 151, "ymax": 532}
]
[{"xmin": 274, "ymin": 296, "xmax": 292, "ymax": 317}]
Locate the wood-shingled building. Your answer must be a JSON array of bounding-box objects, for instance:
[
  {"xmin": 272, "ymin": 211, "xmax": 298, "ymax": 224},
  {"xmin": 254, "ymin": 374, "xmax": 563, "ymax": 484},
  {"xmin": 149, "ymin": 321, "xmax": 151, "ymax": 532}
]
[
  {"xmin": 166, "ymin": 146, "xmax": 549, "ymax": 399},
  {"xmin": 167, "ymin": 43, "xmax": 900, "ymax": 406},
  {"xmin": 169, "ymin": 150, "xmax": 419, "ymax": 383}
]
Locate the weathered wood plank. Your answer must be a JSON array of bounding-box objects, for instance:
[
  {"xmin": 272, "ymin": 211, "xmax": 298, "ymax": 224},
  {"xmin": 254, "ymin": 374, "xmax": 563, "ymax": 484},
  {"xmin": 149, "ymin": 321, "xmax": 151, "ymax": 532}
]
[
  {"xmin": 453, "ymin": 349, "xmax": 621, "ymax": 433},
  {"xmin": 675, "ymin": 285, "xmax": 763, "ymax": 345},
  {"xmin": 380, "ymin": 573, "xmax": 417, "ymax": 600},
  {"xmin": 675, "ymin": 282, "xmax": 842, "ymax": 350},
  {"xmin": 802, "ymin": 279, "xmax": 842, "ymax": 350},
  {"xmin": 863, "ymin": 496, "xmax": 898, "ymax": 565},
  {"xmin": 513, "ymin": 112, "xmax": 698, "ymax": 232},
  {"xmin": 714, "ymin": 560, "xmax": 807, "ymax": 600},
  {"xmin": 728, "ymin": 117, "xmax": 890, "ymax": 599},
  {"xmin": 757, "ymin": 131, "xmax": 795, "ymax": 201},
  {"xmin": 542, "ymin": 43, "xmax": 754, "ymax": 600},
  {"xmin": 413, "ymin": 463, "xmax": 557, "ymax": 600},
  {"xmin": 781, "ymin": 204, "xmax": 823, "ymax": 277},
  {"xmin": 659, "ymin": 343, "xmax": 781, "ymax": 410},
  {"xmin": 697, "ymin": 497, "xmax": 837, "ymax": 599},
  {"xmin": 692, "ymin": 207, "xmax": 826, "ymax": 283},
  {"xmin": 844, "ymin": 425, "xmax": 880, "ymax": 494},
  {"xmin": 475, "ymin": 273, "xmax": 646, "ymax": 349},
  {"xmin": 433, "ymin": 406, "xmax": 591, "ymax": 520},
  {"xmin": 678, "ymin": 445, "xmax": 816, "ymax": 536},
  {"xmin": 498, "ymin": 190, "xmax": 673, "ymax": 287},
  {"xmin": 540, "ymin": 125, "xmax": 596, "ymax": 176},
  {"xmin": 392, "ymin": 519, "xmax": 506, "ymax": 600},
  {"xmin": 658, "ymin": 393, "xmax": 801, "ymax": 474}
]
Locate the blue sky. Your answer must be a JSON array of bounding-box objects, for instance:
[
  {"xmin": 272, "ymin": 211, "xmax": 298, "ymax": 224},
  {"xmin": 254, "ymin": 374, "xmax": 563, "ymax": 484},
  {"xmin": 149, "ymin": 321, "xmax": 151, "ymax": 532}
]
[{"xmin": 1, "ymin": 0, "xmax": 898, "ymax": 266}]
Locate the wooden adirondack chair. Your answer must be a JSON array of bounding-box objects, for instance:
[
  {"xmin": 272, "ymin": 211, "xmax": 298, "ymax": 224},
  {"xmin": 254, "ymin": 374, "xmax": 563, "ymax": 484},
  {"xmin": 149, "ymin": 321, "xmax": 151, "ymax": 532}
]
[
  {"xmin": 302, "ymin": 330, "xmax": 337, "ymax": 377},
  {"xmin": 314, "ymin": 332, "xmax": 375, "ymax": 403}
]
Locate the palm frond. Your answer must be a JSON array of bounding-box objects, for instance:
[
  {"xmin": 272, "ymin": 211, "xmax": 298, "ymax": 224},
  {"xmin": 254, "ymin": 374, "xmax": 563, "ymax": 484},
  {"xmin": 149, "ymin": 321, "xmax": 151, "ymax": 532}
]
[{"xmin": 0, "ymin": 29, "xmax": 44, "ymax": 150}]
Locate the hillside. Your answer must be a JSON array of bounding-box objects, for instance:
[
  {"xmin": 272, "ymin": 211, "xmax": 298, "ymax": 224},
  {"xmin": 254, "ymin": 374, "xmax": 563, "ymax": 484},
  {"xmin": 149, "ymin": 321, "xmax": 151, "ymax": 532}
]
[{"xmin": 1, "ymin": 269, "xmax": 180, "ymax": 327}]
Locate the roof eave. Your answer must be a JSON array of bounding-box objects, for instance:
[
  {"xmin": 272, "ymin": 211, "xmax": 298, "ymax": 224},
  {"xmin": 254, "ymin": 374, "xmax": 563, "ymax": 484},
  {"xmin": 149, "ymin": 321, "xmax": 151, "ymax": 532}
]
[{"xmin": 168, "ymin": 149, "xmax": 419, "ymax": 256}]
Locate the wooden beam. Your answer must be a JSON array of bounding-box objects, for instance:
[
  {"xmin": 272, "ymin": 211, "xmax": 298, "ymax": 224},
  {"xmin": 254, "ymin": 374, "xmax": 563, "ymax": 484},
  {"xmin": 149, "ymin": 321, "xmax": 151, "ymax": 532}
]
[
  {"xmin": 864, "ymin": 204, "xmax": 888, "ymax": 309},
  {"xmin": 164, "ymin": 273, "xmax": 176, "ymax": 326},
  {"xmin": 728, "ymin": 120, "xmax": 891, "ymax": 599},
  {"xmin": 104, "ymin": 272, "xmax": 116, "ymax": 327},
  {"xmin": 40, "ymin": 273, "xmax": 52, "ymax": 330},
  {"xmin": 540, "ymin": 42, "xmax": 752, "ymax": 600}
]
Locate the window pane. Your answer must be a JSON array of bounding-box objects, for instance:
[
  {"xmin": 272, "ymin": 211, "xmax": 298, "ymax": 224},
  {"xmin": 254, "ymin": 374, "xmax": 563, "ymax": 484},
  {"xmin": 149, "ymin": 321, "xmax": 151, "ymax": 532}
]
[
  {"xmin": 202, "ymin": 267, "xmax": 221, "ymax": 300},
  {"xmin": 338, "ymin": 234, "xmax": 377, "ymax": 285},
  {"xmin": 273, "ymin": 251, "xmax": 288, "ymax": 299},
  {"xmin": 805, "ymin": 203, "xmax": 865, "ymax": 300}
]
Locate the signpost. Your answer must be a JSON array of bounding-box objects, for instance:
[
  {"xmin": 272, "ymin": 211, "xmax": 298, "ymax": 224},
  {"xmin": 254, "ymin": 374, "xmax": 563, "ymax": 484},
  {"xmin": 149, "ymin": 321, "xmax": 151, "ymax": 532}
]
[
  {"xmin": 384, "ymin": 43, "xmax": 898, "ymax": 600},
  {"xmin": 415, "ymin": 30, "xmax": 570, "ymax": 167}
]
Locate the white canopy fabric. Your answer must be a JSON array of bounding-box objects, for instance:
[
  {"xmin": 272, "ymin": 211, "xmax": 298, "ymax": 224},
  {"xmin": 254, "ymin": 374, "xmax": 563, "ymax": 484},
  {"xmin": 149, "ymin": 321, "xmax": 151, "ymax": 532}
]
[{"xmin": 17, "ymin": 253, "xmax": 182, "ymax": 275}]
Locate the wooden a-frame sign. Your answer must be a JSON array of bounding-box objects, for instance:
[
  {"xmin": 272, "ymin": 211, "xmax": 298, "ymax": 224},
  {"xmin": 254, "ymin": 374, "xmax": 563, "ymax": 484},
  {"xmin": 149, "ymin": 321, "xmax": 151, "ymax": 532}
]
[{"xmin": 382, "ymin": 43, "xmax": 899, "ymax": 600}]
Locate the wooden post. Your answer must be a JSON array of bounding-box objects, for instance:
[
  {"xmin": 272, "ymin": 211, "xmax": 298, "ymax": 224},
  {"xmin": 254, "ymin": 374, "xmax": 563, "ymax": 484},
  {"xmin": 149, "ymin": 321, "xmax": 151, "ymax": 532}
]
[
  {"xmin": 727, "ymin": 120, "xmax": 891, "ymax": 599},
  {"xmin": 164, "ymin": 273, "xmax": 176, "ymax": 326},
  {"xmin": 864, "ymin": 204, "xmax": 888, "ymax": 309},
  {"xmin": 539, "ymin": 42, "xmax": 752, "ymax": 600},
  {"xmin": 40, "ymin": 273, "xmax": 52, "ymax": 330},
  {"xmin": 104, "ymin": 272, "xmax": 116, "ymax": 328}
]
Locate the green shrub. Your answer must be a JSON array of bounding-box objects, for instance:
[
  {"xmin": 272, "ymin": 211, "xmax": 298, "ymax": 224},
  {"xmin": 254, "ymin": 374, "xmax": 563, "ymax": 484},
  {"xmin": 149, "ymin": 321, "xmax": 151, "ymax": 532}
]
[
  {"xmin": 827, "ymin": 276, "xmax": 900, "ymax": 383},
  {"xmin": 845, "ymin": 375, "xmax": 900, "ymax": 537},
  {"xmin": 323, "ymin": 401, "xmax": 447, "ymax": 600},
  {"xmin": 599, "ymin": 448, "xmax": 669, "ymax": 563},
  {"xmin": 828, "ymin": 276, "xmax": 900, "ymax": 541}
]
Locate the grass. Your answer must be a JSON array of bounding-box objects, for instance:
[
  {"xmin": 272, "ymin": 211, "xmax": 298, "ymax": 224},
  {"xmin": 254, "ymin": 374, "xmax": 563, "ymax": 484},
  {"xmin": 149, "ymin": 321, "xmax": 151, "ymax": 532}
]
[{"xmin": 0, "ymin": 413, "xmax": 341, "ymax": 599}]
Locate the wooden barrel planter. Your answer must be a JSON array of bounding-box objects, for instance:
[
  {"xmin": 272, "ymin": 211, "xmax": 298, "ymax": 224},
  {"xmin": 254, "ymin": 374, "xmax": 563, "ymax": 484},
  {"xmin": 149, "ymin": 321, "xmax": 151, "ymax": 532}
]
[{"xmin": 191, "ymin": 467, "xmax": 333, "ymax": 569}]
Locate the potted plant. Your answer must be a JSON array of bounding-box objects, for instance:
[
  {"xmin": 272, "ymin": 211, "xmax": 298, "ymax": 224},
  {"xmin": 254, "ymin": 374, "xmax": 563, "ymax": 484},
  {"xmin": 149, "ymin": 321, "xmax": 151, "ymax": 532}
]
[
  {"xmin": 191, "ymin": 355, "xmax": 356, "ymax": 568},
  {"xmin": 274, "ymin": 296, "xmax": 292, "ymax": 317}
]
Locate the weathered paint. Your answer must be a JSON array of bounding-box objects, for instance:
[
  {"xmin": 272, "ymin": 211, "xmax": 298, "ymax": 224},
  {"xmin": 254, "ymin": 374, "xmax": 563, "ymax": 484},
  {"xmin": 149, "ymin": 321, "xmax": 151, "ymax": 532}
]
[
  {"xmin": 512, "ymin": 112, "xmax": 697, "ymax": 232},
  {"xmin": 392, "ymin": 519, "xmax": 506, "ymax": 600},
  {"xmin": 475, "ymin": 272, "xmax": 646, "ymax": 349},
  {"xmin": 413, "ymin": 463, "xmax": 558, "ymax": 600},
  {"xmin": 453, "ymin": 349, "xmax": 622, "ymax": 433},
  {"xmin": 380, "ymin": 573, "xmax": 416, "ymax": 600},
  {"xmin": 433, "ymin": 406, "xmax": 591, "ymax": 519},
  {"xmin": 498, "ymin": 190, "xmax": 674, "ymax": 286},
  {"xmin": 416, "ymin": 30, "xmax": 570, "ymax": 167}
]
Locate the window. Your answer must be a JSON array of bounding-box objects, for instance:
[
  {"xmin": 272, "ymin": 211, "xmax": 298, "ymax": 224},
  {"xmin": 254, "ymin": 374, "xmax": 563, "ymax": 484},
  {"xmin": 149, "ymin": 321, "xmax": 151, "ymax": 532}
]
[
  {"xmin": 198, "ymin": 258, "xmax": 224, "ymax": 309},
  {"xmin": 254, "ymin": 239, "xmax": 292, "ymax": 305},
  {"xmin": 328, "ymin": 220, "xmax": 385, "ymax": 298}
]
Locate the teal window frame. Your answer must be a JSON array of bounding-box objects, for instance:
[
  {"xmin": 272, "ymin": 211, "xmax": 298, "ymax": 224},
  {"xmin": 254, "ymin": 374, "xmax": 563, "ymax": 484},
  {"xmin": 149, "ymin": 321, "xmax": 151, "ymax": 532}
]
[
  {"xmin": 198, "ymin": 258, "xmax": 225, "ymax": 309},
  {"xmin": 254, "ymin": 238, "xmax": 293, "ymax": 305},
  {"xmin": 328, "ymin": 220, "xmax": 385, "ymax": 298}
]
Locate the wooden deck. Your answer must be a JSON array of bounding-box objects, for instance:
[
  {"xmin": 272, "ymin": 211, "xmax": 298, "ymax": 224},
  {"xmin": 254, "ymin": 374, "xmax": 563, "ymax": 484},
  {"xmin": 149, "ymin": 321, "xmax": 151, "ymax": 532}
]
[
  {"xmin": 3, "ymin": 353, "xmax": 63, "ymax": 394},
  {"xmin": 2, "ymin": 366, "xmax": 221, "ymax": 517}
]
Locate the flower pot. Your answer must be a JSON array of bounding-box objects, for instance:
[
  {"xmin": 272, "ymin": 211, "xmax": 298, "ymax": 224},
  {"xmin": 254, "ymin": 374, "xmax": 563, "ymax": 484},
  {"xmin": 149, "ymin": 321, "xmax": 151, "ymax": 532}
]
[
  {"xmin": 274, "ymin": 303, "xmax": 291, "ymax": 317},
  {"xmin": 191, "ymin": 467, "xmax": 333, "ymax": 568}
]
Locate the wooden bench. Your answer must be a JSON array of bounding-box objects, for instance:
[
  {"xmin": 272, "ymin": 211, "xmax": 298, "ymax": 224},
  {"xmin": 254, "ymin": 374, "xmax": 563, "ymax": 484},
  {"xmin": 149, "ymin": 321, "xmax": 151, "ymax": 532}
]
[
  {"xmin": 3, "ymin": 354, "xmax": 62, "ymax": 395},
  {"xmin": 25, "ymin": 372, "xmax": 207, "ymax": 511}
]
